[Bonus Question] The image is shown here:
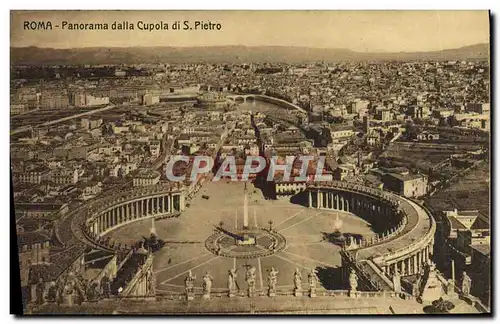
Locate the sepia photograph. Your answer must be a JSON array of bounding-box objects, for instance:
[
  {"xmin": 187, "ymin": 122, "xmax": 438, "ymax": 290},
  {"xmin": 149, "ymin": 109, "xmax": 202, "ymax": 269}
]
[{"xmin": 9, "ymin": 10, "xmax": 491, "ymax": 315}]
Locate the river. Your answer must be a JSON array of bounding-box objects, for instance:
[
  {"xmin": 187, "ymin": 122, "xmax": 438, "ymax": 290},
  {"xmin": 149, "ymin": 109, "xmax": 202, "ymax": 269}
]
[{"xmin": 235, "ymin": 99, "xmax": 289, "ymax": 115}]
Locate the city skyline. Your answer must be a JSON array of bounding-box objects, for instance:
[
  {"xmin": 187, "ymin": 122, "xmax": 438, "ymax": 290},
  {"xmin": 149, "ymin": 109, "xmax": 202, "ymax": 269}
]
[
  {"xmin": 10, "ymin": 10, "xmax": 491, "ymax": 315},
  {"xmin": 11, "ymin": 10, "xmax": 489, "ymax": 52}
]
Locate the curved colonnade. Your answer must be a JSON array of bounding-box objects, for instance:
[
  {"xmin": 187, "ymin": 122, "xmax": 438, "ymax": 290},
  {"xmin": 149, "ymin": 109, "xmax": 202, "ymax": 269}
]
[
  {"xmin": 62, "ymin": 179, "xmax": 433, "ymax": 280},
  {"xmin": 79, "ymin": 183, "xmax": 185, "ymax": 249},
  {"xmin": 305, "ymin": 181, "xmax": 435, "ymax": 278}
]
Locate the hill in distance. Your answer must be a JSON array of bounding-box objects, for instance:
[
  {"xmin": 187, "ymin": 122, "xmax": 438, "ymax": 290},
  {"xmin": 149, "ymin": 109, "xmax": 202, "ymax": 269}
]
[{"xmin": 10, "ymin": 43, "xmax": 489, "ymax": 65}]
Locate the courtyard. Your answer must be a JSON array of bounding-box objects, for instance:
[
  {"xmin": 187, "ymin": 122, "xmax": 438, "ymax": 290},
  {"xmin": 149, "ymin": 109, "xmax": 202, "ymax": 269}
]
[{"xmin": 104, "ymin": 181, "xmax": 376, "ymax": 294}]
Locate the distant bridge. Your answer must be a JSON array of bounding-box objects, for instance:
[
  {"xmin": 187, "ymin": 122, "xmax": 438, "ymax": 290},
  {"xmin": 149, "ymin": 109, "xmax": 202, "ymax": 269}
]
[{"xmin": 226, "ymin": 94, "xmax": 307, "ymax": 113}]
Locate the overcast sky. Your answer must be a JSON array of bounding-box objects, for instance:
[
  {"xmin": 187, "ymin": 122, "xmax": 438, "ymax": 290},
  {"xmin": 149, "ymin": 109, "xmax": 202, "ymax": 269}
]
[{"xmin": 11, "ymin": 10, "xmax": 489, "ymax": 52}]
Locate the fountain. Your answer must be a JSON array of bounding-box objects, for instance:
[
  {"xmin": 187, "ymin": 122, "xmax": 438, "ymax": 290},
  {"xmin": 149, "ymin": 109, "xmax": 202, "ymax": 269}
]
[
  {"xmin": 206, "ymin": 182, "xmax": 286, "ymax": 258},
  {"xmin": 330, "ymin": 215, "xmax": 346, "ymax": 245}
]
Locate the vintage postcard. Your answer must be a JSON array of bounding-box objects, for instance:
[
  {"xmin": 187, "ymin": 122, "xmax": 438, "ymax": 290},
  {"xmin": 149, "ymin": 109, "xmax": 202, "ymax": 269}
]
[{"xmin": 10, "ymin": 10, "xmax": 491, "ymax": 315}]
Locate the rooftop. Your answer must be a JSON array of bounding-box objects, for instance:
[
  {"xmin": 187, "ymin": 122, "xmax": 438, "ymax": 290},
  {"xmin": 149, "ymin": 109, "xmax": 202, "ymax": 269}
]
[
  {"xmin": 134, "ymin": 168, "xmax": 161, "ymax": 179},
  {"xmin": 471, "ymin": 244, "xmax": 491, "ymax": 256},
  {"xmin": 384, "ymin": 172, "xmax": 425, "ymax": 182},
  {"xmin": 17, "ymin": 231, "xmax": 51, "ymax": 246}
]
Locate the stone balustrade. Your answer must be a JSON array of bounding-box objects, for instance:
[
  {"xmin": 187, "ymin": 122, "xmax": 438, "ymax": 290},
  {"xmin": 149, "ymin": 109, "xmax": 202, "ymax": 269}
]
[{"xmin": 154, "ymin": 289, "xmax": 402, "ymax": 300}]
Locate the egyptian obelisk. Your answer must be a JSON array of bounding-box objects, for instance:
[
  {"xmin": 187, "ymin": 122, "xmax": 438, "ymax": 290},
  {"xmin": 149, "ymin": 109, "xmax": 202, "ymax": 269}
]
[{"xmin": 243, "ymin": 183, "xmax": 249, "ymax": 229}]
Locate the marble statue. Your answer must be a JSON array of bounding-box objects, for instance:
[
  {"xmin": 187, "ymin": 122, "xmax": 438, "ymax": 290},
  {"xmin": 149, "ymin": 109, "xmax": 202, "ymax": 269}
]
[
  {"xmin": 267, "ymin": 267, "xmax": 279, "ymax": 297},
  {"xmin": 245, "ymin": 266, "xmax": 257, "ymax": 297},
  {"xmin": 413, "ymin": 274, "xmax": 422, "ymax": 297},
  {"xmin": 86, "ymin": 281, "xmax": 100, "ymax": 302},
  {"xmin": 35, "ymin": 277, "xmax": 45, "ymax": 305},
  {"xmin": 447, "ymin": 278, "xmax": 457, "ymax": 297},
  {"xmin": 47, "ymin": 281, "xmax": 57, "ymax": 303},
  {"xmin": 62, "ymin": 277, "xmax": 75, "ymax": 306},
  {"xmin": 56, "ymin": 280, "xmax": 64, "ymax": 305},
  {"xmin": 461, "ymin": 271, "xmax": 472, "ymax": 296},
  {"xmin": 419, "ymin": 266, "xmax": 426, "ymax": 279},
  {"xmin": 293, "ymin": 268, "xmax": 302, "ymax": 296},
  {"xmin": 202, "ymin": 272, "xmax": 214, "ymax": 299},
  {"xmin": 146, "ymin": 269, "xmax": 155, "ymax": 296},
  {"xmin": 100, "ymin": 276, "xmax": 111, "ymax": 299},
  {"xmin": 185, "ymin": 270, "xmax": 196, "ymax": 300},
  {"xmin": 393, "ymin": 269, "xmax": 401, "ymax": 293},
  {"xmin": 420, "ymin": 261, "xmax": 445, "ymax": 302},
  {"xmin": 349, "ymin": 269, "xmax": 358, "ymax": 297},
  {"xmin": 228, "ymin": 268, "xmax": 238, "ymax": 297},
  {"xmin": 308, "ymin": 269, "xmax": 319, "ymax": 298}
]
